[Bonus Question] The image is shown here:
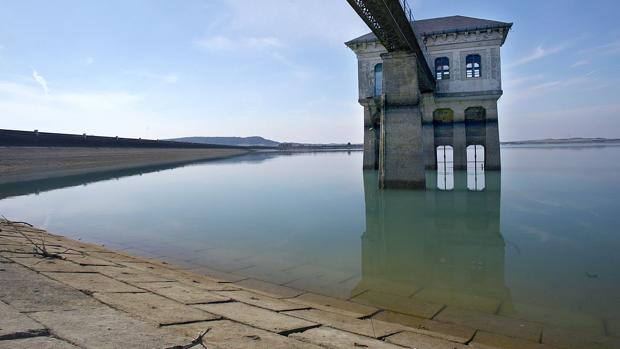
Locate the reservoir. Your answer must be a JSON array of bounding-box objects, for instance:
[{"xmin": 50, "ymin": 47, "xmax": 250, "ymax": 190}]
[{"xmin": 1, "ymin": 145, "xmax": 619, "ymax": 338}]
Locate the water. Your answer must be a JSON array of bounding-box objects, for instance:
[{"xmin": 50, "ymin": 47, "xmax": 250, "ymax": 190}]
[{"xmin": 1, "ymin": 146, "xmax": 620, "ymax": 337}]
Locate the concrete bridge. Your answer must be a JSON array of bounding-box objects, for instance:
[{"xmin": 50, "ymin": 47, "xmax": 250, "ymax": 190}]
[{"xmin": 346, "ymin": 0, "xmax": 511, "ymax": 189}]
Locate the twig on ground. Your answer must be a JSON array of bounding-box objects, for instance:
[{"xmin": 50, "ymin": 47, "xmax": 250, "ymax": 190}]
[
  {"xmin": 164, "ymin": 328, "xmax": 210, "ymax": 349},
  {"xmin": 1, "ymin": 215, "xmax": 66, "ymax": 260}
]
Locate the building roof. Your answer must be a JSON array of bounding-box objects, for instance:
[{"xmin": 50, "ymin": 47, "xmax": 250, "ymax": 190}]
[{"xmin": 345, "ymin": 15, "xmax": 513, "ymax": 46}]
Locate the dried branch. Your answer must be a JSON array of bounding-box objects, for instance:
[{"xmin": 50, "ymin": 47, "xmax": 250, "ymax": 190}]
[
  {"xmin": 164, "ymin": 328, "xmax": 210, "ymax": 349},
  {"xmin": 1, "ymin": 216, "xmax": 66, "ymax": 260}
]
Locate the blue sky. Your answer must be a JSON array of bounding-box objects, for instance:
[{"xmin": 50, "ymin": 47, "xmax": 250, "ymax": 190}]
[{"xmin": 1, "ymin": 0, "xmax": 619, "ymax": 142}]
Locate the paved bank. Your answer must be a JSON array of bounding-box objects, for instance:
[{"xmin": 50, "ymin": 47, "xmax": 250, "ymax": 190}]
[
  {"xmin": 1, "ymin": 221, "xmax": 618, "ymax": 348},
  {"xmin": 0, "ymin": 147, "xmax": 248, "ymax": 185}
]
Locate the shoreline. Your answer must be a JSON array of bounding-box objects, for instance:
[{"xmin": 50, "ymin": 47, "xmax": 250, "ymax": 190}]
[
  {"xmin": 0, "ymin": 219, "xmax": 585, "ymax": 349},
  {"xmin": 0, "ymin": 147, "xmax": 250, "ymax": 186}
]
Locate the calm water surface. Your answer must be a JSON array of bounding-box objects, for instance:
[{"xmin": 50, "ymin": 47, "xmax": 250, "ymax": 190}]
[{"xmin": 1, "ymin": 146, "xmax": 619, "ymax": 336}]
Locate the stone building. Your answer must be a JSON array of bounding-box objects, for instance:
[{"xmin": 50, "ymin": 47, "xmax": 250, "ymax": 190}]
[{"xmin": 346, "ymin": 16, "xmax": 512, "ymax": 174}]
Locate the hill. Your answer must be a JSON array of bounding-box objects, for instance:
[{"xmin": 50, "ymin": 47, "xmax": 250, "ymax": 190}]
[{"xmin": 169, "ymin": 136, "xmax": 280, "ymax": 147}]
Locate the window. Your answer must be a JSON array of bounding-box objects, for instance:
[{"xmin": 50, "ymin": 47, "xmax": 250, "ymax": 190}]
[
  {"xmin": 435, "ymin": 57, "xmax": 450, "ymax": 80},
  {"xmin": 374, "ymin": 63, "xmax": 383, "ymax": 96},
  {"xmin": 437, "ymin": 145, "xmax": 454, "ymax": 191},
  {"xmin": 467, "ymin": 145, "xmax": 485, "ymax": 191},
  {"xmin": 466, "ymin": 54, "xmax": 481, "ymax": 78}
]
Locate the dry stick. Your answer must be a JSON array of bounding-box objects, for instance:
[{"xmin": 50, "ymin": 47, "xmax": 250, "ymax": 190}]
[
  {"xmin": 164, "ymin": 329, "xmax": 211, "ymax": 349},
  {"xmin": 1, "ymin": 215, "xmax": 68, "ymax": 260}
]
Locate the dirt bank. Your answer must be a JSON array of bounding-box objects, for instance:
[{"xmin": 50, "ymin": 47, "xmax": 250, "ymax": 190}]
[{"xmin": 0, "ymin": 147, "xmax": 248, "ymax": 185}]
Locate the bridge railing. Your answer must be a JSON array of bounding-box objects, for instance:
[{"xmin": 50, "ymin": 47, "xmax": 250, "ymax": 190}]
[{"xmin": 400, "ymin": 0, "xmax": 414, "ymax": 22}]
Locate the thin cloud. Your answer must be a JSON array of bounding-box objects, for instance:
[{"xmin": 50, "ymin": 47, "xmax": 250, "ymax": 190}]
[
  {"xmin": 581, "ymin": 40, "xmax": 620, "ymax": 57},
  {"xmin": 124, "ymin": 70, "xmax": 180, "ymax": 84},
  {"xmin": 571, "ymin": 59, "xmax": 590, "ymax": 67},
  {"xmin": 32, "ymin": 69, "xmax": 49, "ymax": 94},
  {"xmin": 509, "ymin": 43, "xmax": 572, "ymax": 67}
]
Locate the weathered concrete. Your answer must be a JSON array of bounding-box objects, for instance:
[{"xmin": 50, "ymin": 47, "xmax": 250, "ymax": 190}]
[
  {"xmin": 379, "ymin": 51, "xmax": 426, "ymax": 189},
  {"xmin": 385, "ymin": 331, "xmax": 469, "ymax": 348},
  {"xmin": 290, "ymin": 327, "xmax": 403, "ymax": 349},
  {"xmin": 0, "ymin": 147, "xmax": 248, "ymax": 185},
  {"xmin": 0, "ymin": 337, "xmax": 79, "ymax": 349},
  {"xmin": 0, "ymin": 300, "xmax": 47, "ymax": 340},
  {"xmin": 169, "ymin": 320, "xmax": 322, "ymax": 349},
  {"xmin": 3, "ymin": 220, "xmax": 613, "ymax": 348}
]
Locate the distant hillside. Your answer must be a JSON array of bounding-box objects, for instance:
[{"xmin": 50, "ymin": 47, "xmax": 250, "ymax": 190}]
[
  {"xmin": 169, "ymin": 136, "xmax": 280, "ymax": 147},
  {"xmin": 502, "ymin": 137, "xmax": 620, "ymax": 145}
]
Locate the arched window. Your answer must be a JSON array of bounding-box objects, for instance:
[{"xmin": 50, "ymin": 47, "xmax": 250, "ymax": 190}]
[
  {"xmin": 466, "ymin": 54, "xmax": 481, "ymax": 78},
  {"xmin": 374, "ymin": 63, "xmax": 383, "ymax": 96},
  {"xmin": 435, "ymin": 57, "xmax": 450, "ymax": 80}
]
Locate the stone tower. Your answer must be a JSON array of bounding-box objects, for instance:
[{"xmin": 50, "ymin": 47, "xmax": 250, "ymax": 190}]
[{"xmin": 346, "ymin": 16, "xmax": 512, "ymax": 179}]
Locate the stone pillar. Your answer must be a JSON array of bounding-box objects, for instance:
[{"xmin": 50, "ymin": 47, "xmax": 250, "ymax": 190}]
[
  {"xmin": 363, "ymin": 105, "xmax": 379, "ymax": 169},
  {"xmin": 485, "ymin": 109, "xmax": 501, "ymax": 170},
  {"xmin": 422, "ymin": 123, "xmax": 436, "ymax": 169},
  {"xmin": 379, "ymin": 51, "xmax": 425, "ymax": 189},
  {"xmin": 453, "ymin": 110, "xmax": 467, "ymax": 170}
]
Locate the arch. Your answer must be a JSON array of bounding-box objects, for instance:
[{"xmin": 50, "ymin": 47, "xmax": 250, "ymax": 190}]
[
  {"xmin": 466, "ymin": 54, "xmax": 482, "ymax": 78},
  {"xmin": 465, "ymin": 106, "xmax": 486, "ymax": 141},
  {"xmin": 433, "ymin": 108, "xmax": 454, "ymax": 124},
  {"xmin": 434, "ymin": 57, "xmax": 450, "ymax": 80},
  {"xmin": 433, "ymin": 108, "xmax": 454, "ymax": 140},
  {"xmin": 374, "ymin": 63, "xmax": 383, "ymax": 97}
]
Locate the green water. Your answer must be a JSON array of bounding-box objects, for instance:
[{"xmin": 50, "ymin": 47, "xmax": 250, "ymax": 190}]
[{"xmin": 1, "ymin": 145, "xmax": 619, "ymax": 337}]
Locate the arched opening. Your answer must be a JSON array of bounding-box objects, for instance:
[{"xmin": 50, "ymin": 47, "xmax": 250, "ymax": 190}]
[
  {"xmin": 374, "ymin": 63, "xmax": 383, "ymax": 97},
  {"xmin": 465, "ymin": 106, "xmax": 486, "ymax": 142},
  {"xmin": 436, "ymin": 145, "xmax": 454, "ymax": 191},
  {"xmin": 433, "ymin": 108, "xmax": 454, "ymax": 140},
  {"xmin": 435, "ymin": 57, "xmax": 450, "ymax": 80},
  {"xmin": 466, "ymin": 54, "xmax": 481, "ymax": 78},
  {"xmin": 467, "ymin": 145, "xmax": 485, "ymax": 191}
]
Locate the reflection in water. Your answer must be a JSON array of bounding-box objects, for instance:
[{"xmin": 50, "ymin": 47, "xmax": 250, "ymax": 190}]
[{"xmin": 354, "ymin": 171, "xmax": 512, "ymax": 315}]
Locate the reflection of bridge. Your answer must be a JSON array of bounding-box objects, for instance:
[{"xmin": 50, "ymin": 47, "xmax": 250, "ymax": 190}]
[{"xmin": 345, "ymin": 1, "xmax": 511, "ymax": 189}]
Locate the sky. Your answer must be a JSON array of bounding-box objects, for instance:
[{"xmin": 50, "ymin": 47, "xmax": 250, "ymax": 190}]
[{"xmin": 1, "ymin": 0, "xmax": 619, "ymax": 143}]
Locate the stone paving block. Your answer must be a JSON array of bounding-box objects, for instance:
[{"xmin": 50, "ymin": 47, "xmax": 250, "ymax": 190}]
[
  {"xmin": 63, "ymin": 254, "xmax": 119, "ymax": 266},
  {"xmin": 290, "ymin": 326, "xmax": 403, "ymax": 349},
  {"xmin": 168, "ymin": 320, "xmax": 322, "ymax": 349},
  {"xmin": 30, "ymin": 306, "xmax": 194, "ymax": 349},
  {"xmin": 135, "ymin": 281, "xmax": 230, "ymax": 304},
  {"xmin": 122, "ymin": 262, "xmax": 237, "ymax": 290},
  {"xmin": 373, "ymin": 310, "xmax": 476, "ymax": 343},
  {"xmin": 93, "ymin": 292, "xmax": 220, "ymax": 326},
  {"xmin": 234, "ymin": 278, "xmax": 305, "ymax": 299},
  {"xmin": 291, "ymin": 292, "xmax": 378, "ymax": 317},
  {"xmin": 385, "ymin": 331, "xmax": 469, "ymax": 349},
  {"xmin": 0, "ymin": 336, "xmax": 79, "ymax": 348},
  {"xmin": 87, "ymin": 265, "xmax": 174, "ymax": 283},
  {"xmin": 434, "ymin": 306, "xmax": 543, "ymax": 342},
  {"xmin": 190, "ymin": 265, "xmax": 248, "ymax": 282},
  {"xmin": 352, "ymin": 290, "xmax": 444, "ymax": 319},
  {"xmin": 42, "ymin": 272, "xmax": 143, "ymax": 293},
  {"xmin": 12, "ymin": 257, "xmax": 86, "ymax": 273},
  {"xmin": 0, "ymin": 263, "xmax": 100, "ymax": 312},
  {"xmin": 542, "ymin": 325, "xmax": 620, "ymax": 349},
  {"xmin": 284, "ymin": 309, "xmax": 403, "ymax": 338},
  {"xmin": 414, "ymin": 288, "xmax": 501, "ymax": 314},
  {"xmin": 499, "ymin": 301, "xmax": 605, "ymax": 335},
  {"xmin": 235, "ymin": 265, "xmax": 303, "ymax": 285},
  {"xmin": 0, "ymin": 300, "xmax": 47, "ymax": 340},
  {"xmin": 214, "ymin": 290, "xmax": 306, "ymax": 311},
  {"xmin": 195, "ymin": 302, "xmax": 317, "ymax": 334},
  {"xmin": 469, "ymin": 331, "xmax": 554, "ymax": 349}
]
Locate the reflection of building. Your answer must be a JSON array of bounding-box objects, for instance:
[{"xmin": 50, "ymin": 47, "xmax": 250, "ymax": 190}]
[
  {"xmin": 353, "ymin": 171, "xmax": 511, "ymax": 314},
  {"xmin": 347, "ymin": 16, "xmax": 512, "ymax": 185}
]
